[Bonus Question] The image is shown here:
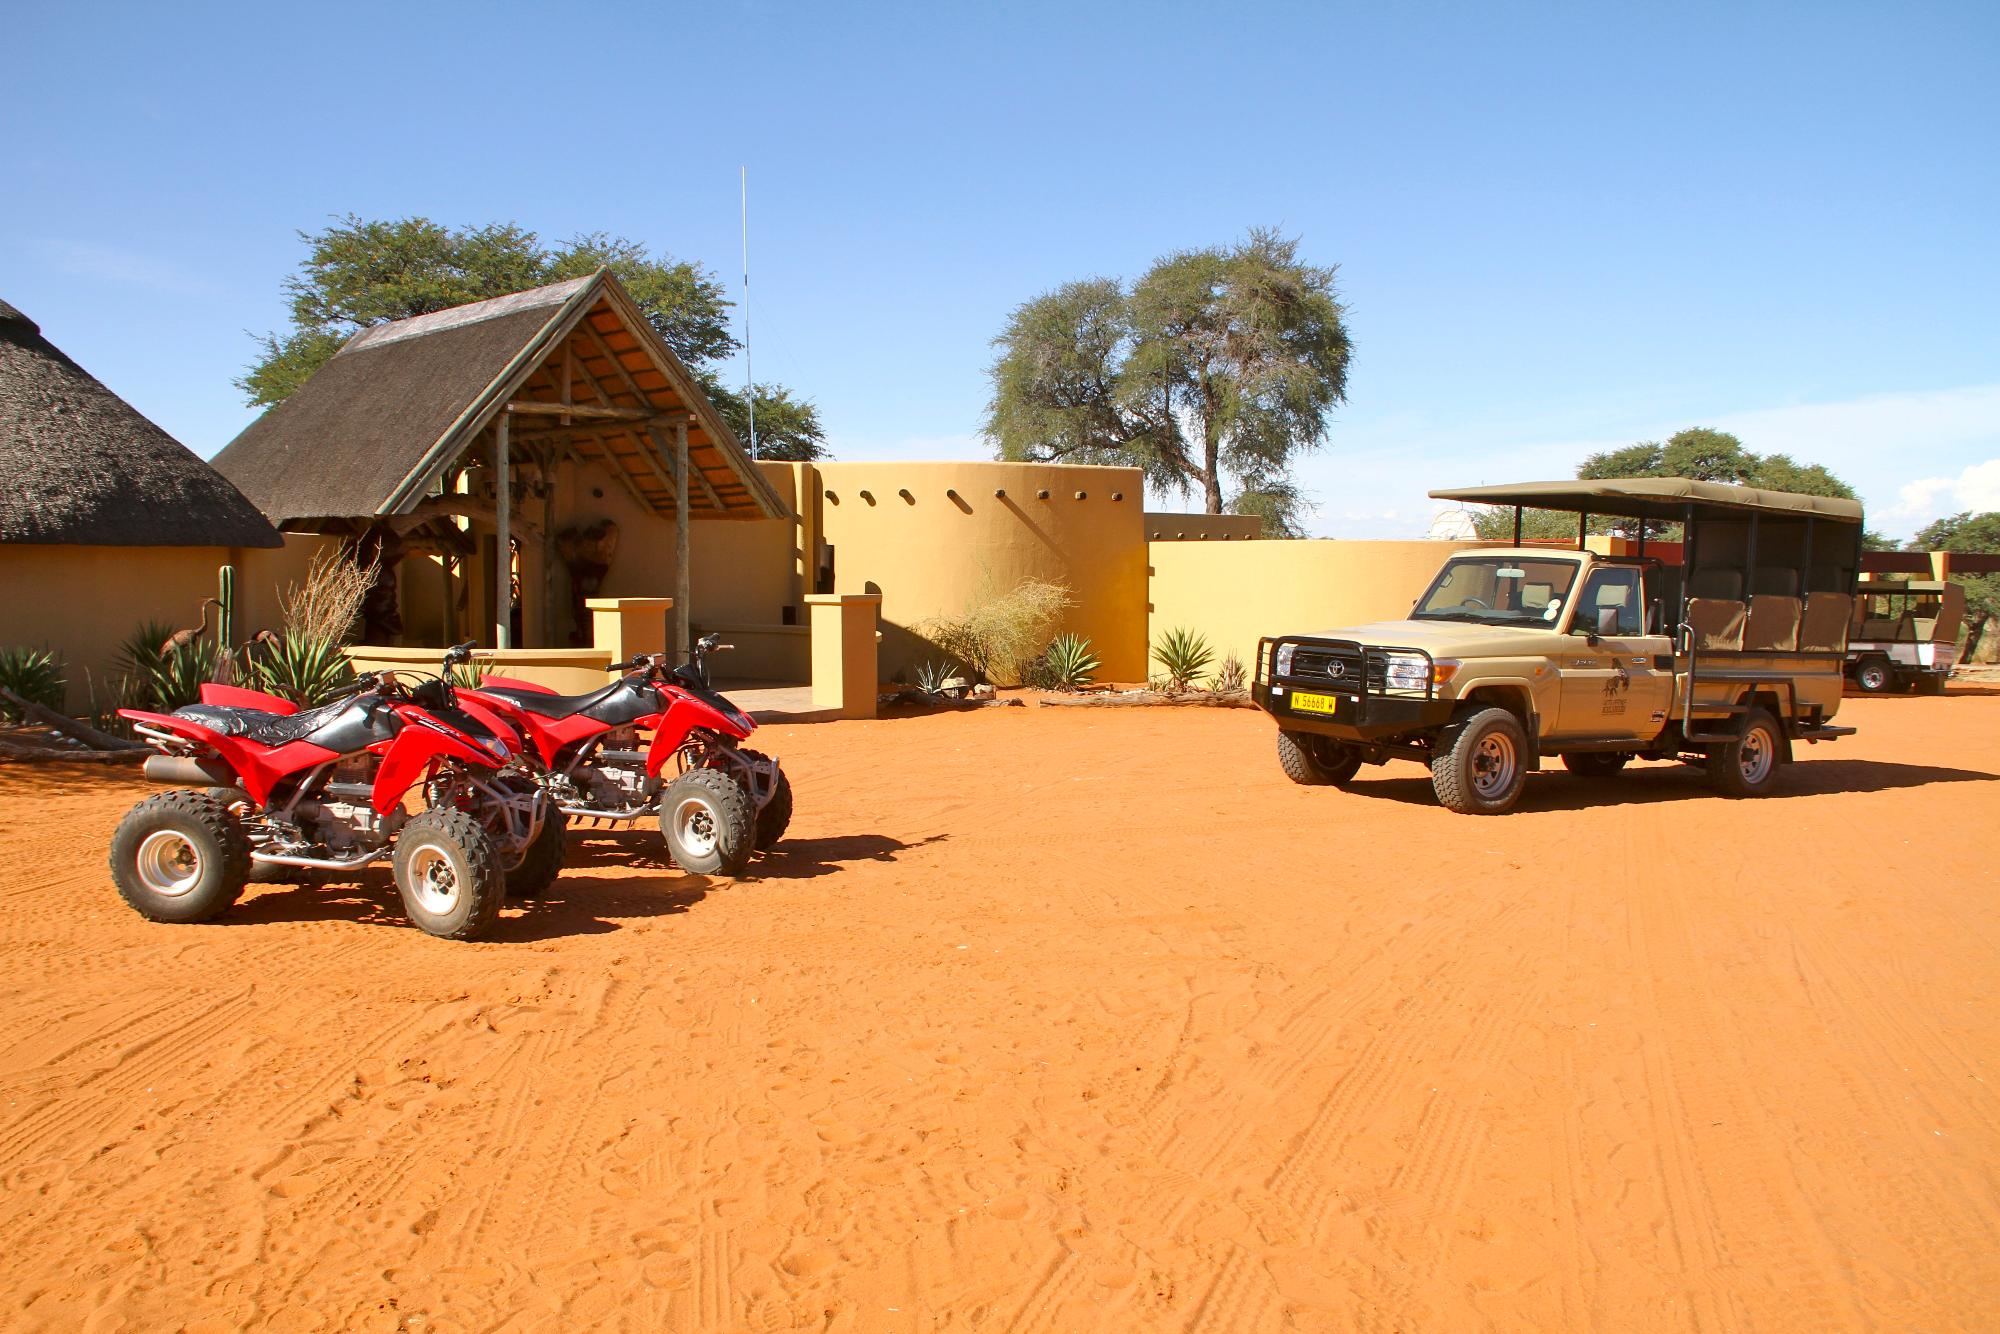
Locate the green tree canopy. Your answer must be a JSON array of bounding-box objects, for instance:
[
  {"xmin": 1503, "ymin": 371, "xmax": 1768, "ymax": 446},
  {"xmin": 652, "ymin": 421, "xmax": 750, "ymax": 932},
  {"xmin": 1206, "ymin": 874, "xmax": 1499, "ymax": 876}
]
[
  {"xmin": 1472, "ymin": 428, "xmax": 1870, "ymax": 542},
  {"xmin": 238, "ymin": 215, "xmax": 827, "ymax": 460},
  {"xmin": 984, "ymin": 229, "xmax": 1350, "ymax": 524}
]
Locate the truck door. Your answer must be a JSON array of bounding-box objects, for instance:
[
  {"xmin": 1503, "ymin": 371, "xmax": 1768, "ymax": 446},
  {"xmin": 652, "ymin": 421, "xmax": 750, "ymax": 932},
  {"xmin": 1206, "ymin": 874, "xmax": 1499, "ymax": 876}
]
[{"xmin": 1551, "ymin": 566, "xmax": 1675, "ymax": 740}]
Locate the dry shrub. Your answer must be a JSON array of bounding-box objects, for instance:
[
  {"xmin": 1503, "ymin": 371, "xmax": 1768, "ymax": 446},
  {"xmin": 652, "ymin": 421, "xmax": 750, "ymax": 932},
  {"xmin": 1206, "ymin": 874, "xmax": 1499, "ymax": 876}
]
[
  {"xmin": 921, "ymin": 578, "xmax": 1074, "ymax": 686},
  {"xmin": 282, "ymin": 548, "xmax": 377, "ymax": 645}
]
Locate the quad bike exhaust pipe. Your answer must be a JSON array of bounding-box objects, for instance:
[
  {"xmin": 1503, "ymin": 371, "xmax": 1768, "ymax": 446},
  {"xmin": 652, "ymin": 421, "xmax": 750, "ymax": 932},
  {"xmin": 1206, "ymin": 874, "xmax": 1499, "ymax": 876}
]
[{"xmin": 144, "ymin": 755, "xmax": 239, "ymax": 788}]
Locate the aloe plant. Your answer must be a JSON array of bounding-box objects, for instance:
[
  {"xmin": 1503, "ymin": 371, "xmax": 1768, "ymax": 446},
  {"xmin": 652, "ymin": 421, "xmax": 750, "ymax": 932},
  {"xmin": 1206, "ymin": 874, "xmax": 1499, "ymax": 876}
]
[
  {"xmin": 242, "ymin": 634, "xmax": 355, "ymax": 706},
  {"xmin": 1151, "ymin": 627, "xmax": 1215, "ymax": 693},
  {"xmin": 0, "ymin": 647, "xmax": 65, "ymax": 720},
  {"xmin": 1043, "ymin": 633, "xmax": 1101, "ymax": 691}
]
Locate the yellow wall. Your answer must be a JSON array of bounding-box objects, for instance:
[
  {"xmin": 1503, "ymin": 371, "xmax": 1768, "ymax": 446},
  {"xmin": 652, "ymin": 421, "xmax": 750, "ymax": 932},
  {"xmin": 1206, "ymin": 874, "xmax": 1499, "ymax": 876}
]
[
  {"xmin": 0, "ymin": 544, "xmax": 241, "ymax": 711},
  {"xmin": 810, "ymin": 461, "xmax": 1151, "ymax": 682},
  {"xmin": 1145, "ymin": 512, "xmax": 1265, "ymax": 541},
  {"xmin": 1147, "ymin": 539, "xmax": 1486, "ymax": 676}
]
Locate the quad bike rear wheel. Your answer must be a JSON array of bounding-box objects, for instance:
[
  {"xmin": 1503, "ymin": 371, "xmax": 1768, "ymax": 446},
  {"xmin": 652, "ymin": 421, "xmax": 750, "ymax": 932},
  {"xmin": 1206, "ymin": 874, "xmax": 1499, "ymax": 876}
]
[
  {"xmin": 506, "ymin": 806, "xmax": 568, "ymax": 899},
  {"xmin": 393, "ymin": 809, "xmax": 506, "ymax": 940},
  {"xmin": 660, "ymin": 768, "xmax": 755, "ymax": 876},
  {"xmin": 109, "ymin": 790, "xmax": 250, "ymax": 924}
]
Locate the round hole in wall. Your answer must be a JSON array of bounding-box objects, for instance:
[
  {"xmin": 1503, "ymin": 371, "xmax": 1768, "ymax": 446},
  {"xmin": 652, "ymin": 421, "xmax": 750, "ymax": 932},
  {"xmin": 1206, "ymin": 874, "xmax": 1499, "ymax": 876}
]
[
  {"xmin": 946, "ymin": 488, "xmax": 960, "ymax": 501},
  {"xmin": 825, "ymin": 490, "xmax": 839, "ymax": 504},
  {"xmin": 859, "ymin": 490, "xmax": 875, "ymax": 504},
  {"xmin": 591, "ymin": 487, "xmax": 604, "ymax": 499},
  {"xmin": 899, "ymin": 488, "xmax": 914, "ymax": 503},
  {"xmin": 993, "ymin": 488, "xmax": 1006, "ymax": 499},
  {"xmin": 1074, "ymin": 490, "xmax": 1087, "ymax": 500},
  {"xmin": 1111, "ymin": 491, "xmax": 1123, "ymax": 501},
  {"xmin": 1036, "ymin": 489, "xmax": 1050, "ymax": 500}
]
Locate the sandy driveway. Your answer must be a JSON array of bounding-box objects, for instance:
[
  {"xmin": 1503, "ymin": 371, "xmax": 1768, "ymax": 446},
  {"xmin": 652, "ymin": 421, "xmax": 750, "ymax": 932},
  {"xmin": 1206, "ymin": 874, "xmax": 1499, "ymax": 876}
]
[{"xmin": 0, "ymin": 693, "xmax": 1995, "ymax": 1331}]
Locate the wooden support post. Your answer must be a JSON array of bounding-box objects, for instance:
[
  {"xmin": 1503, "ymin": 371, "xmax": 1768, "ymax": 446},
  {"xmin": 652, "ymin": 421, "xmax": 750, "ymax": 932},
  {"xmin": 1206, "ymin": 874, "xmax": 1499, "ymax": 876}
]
[
  {"xmin": 673, "ymin": 417, "xmax": 691, "ymax": 660},
  {"xmin": 496, "ymin": 414, "xmax": 512, "ymax": 649},
  {"xmin": 543, "ymin": 448, "xmax": 559, "ymax": 646}
]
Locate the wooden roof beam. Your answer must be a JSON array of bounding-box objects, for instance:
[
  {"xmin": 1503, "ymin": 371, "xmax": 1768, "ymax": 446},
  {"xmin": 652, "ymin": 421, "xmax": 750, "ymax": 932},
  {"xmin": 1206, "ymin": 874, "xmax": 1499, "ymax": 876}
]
[{"xmin": 505, "ymin": 400, "xmax": 656, "ymax": 421}]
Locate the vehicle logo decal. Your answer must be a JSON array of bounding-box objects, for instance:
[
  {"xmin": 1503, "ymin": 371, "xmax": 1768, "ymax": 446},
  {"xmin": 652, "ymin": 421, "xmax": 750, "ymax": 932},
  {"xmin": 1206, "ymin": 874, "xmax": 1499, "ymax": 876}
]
[{"xmin": 1329, "ymin": 661, "xmax": 1347, "ymax": 678}]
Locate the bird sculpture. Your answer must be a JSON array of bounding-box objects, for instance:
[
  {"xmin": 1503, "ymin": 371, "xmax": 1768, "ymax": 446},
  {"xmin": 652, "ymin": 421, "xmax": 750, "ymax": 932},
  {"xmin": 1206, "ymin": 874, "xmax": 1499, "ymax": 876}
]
[{"xmin": 159, "ymin": 598, "xmax": 222, "ymax": 655}]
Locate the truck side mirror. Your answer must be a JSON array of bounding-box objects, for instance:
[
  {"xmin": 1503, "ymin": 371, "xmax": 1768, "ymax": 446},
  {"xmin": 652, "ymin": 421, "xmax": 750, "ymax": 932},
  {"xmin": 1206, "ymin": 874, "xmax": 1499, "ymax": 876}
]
[{"xmin": 1596, "ymin": 606, "xmax": 1622, "ymax": 637}]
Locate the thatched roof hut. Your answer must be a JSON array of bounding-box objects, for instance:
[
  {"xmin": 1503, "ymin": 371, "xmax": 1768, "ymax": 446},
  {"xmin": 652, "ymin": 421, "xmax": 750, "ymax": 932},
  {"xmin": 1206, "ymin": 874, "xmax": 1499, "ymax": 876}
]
[
  {"xmin": 0, "ymin": 298, "xmax": 280, "ymax": 548},
  {"xmin": 214, "ymin": 271, "xmax": 786, "ymax": 528}
]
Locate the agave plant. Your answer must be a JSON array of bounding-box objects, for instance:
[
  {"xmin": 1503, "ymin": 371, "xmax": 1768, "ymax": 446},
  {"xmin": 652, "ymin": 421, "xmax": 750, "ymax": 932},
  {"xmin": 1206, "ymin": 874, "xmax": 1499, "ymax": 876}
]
[
  {"xmin": 447, "ymin": 657, "xmax": 487, "ymax": 689},
  {"xmin": 1210, "ymin": 653, "xmax": 1247, "ymax": 695},
  {"xmin": 913, "ymin": 658, "xmax": 963, "ymax": 700},
  {"xmin": 242, "ymin": 634, "xmax": 355, "ymax": 707},
  {"xmin": 115, "ymin": 621, "xmax": 218, "ymax": 712},
  {"xmin": 1043, "ymin": 632, "xmax": 1101, "ymax": 692},
  {"xmin": 0, "ymin": 647, "xmax": 65, "ymax": 720},
  {"xmin": 1152, "ymin": 627, "xmax": 1215, "ymax": 693}
]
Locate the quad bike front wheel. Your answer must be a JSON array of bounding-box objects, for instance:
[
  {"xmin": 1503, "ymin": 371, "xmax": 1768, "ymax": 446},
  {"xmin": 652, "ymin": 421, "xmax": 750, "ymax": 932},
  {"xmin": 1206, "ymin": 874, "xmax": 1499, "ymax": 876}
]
[
  {"xmin": 393, "ymin": 809, "xmax": 506, "ymax": 940},
  {"xmin": 738, "ymin": 749, "xmax": 793, "ymax": 848},
  {"xmin": 660, "ymin": 769, "xmax": 756, "ymax": 876},
  {"xmin": 108, "ymin": 790, "xmax": 250, "ymax": 924}
]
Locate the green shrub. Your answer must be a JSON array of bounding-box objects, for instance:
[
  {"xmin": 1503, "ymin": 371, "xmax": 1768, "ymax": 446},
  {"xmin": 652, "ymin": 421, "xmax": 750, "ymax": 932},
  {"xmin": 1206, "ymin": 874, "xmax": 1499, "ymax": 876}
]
[
  {"xmin": 914, "ymin": 658, "xmax": 961, "ymax": 699},
  {"xmin": 242, "ymin": 635, "xmax": 355, "ymax": 707},
  {"xmin": 0, "ymin": 647, "xmax": 65, "ymax": 720},
  {"xmin": 1043, "ymin": 633, "xmax": 1101, "ymax": 691},
  {"xmin": 116, "ymin": 622, "xmax": 219, "ymax": 712},
  {"xmin": 1152, "ymin": 627, "xmax": 1215, "ymax": 693},
  {"xmin": 919, "ymin": 578, "xmax": 1074, "ymax": 686}
]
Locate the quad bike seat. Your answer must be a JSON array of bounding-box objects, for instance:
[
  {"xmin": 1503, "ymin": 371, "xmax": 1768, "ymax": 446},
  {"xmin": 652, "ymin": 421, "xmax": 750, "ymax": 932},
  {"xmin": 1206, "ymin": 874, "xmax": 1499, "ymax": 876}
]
[
  {"xmin": 480, "ymin": 679, "xmax": 655, "ymax": 727},
  {"xmin": 173, "ymin": 698, "xmax": 369, "ymax": 749}
]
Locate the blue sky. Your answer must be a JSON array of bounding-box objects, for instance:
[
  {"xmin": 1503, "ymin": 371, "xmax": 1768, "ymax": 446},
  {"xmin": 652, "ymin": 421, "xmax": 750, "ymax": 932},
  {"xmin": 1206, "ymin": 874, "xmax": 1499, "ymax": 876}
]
[{"xmin": 5, "ymin": 1, "xmax": 1996, "ymax": 539}]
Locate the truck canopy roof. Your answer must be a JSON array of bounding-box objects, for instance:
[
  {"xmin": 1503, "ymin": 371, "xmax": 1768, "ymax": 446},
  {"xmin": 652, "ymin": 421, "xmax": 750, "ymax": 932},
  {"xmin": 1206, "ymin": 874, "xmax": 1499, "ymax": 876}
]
[{"xmin": 1429, "ymin": 477, "xmax": 1864, "ymax": 524}]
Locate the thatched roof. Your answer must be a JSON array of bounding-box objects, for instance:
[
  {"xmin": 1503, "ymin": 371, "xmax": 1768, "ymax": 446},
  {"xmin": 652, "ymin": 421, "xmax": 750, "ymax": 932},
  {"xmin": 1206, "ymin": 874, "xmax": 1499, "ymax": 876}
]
[
  {"xmin": 214, "ymin": 271, "xmax": 788, "ymax": 529},
  {"xmin": 0, "ymin": 298, "xmax": 281, "ymax": 547}
]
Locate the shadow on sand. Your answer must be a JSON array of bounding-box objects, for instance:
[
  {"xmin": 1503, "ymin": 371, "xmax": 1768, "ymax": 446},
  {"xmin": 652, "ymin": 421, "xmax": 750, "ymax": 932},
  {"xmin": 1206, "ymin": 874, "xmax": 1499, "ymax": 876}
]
[
  {"xmin": 1338, "ymin": 756, "xmax": 1999, "ymax": 813},
  {"xmin": 225, "ymin": 829, "xmax": 943, "ymax": 940}
]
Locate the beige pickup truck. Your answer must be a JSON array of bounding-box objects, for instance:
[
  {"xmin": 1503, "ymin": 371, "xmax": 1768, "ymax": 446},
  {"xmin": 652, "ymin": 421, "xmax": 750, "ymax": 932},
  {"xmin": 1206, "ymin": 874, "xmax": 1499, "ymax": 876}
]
[{"xmin": 1254, "ymin": 478, "xmax": 1863, "ymax": 813}]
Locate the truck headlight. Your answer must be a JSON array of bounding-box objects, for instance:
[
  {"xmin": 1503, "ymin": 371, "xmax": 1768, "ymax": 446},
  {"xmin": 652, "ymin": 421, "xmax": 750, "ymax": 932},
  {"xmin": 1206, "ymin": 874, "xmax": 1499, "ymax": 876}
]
[
  {"xmin": 1275, "ymin": 643, "xmax": 1296, "ymax": 677},
  {"xmin": 1383, "ymin": 653, "xmax": 1430, "ymax": 692}
]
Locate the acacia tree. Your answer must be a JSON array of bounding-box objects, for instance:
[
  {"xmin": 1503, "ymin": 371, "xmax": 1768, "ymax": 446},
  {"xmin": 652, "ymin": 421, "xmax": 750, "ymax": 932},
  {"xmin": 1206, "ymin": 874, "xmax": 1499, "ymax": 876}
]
[
  {"xmin": 984, "ymin": 229, "xmax": 1350, "ymax": 533},
  {"xmin": 239, "ymin": 215, "xmax": 828, "ymax": 460},
  {"xmin": 1470, "ymin": 428, "xmax": 1879, "ymax": 543}
]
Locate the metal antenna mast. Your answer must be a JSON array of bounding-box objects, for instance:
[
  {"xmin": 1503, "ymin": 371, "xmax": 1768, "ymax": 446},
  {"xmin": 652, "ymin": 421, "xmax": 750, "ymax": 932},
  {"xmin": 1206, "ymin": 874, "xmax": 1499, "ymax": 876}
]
[{"xmin": 740, "ymin": 165, "xmax": 757, "ymax": 459}]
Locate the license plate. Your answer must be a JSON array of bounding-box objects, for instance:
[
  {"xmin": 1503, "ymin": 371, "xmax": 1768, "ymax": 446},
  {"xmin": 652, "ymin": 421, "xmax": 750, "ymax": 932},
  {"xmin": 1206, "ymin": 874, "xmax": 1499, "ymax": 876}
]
[{"xmin": 1289, "ymin": 690, "xmax": 1344, "ymax": 717}]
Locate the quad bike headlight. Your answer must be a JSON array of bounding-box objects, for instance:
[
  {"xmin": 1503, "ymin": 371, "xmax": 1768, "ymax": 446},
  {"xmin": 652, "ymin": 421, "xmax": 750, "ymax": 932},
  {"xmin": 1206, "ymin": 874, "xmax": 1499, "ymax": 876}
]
[{"xmin": 1383, "ymin": 653, "xmax": 1430, "ymax": 692}]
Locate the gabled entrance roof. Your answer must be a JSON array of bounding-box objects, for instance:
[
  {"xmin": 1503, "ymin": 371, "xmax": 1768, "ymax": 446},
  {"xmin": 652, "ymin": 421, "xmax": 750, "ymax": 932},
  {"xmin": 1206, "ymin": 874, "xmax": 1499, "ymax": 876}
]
[{"xmin": 215, "ymin": 270, "xmax": 788, "ymax": 529}]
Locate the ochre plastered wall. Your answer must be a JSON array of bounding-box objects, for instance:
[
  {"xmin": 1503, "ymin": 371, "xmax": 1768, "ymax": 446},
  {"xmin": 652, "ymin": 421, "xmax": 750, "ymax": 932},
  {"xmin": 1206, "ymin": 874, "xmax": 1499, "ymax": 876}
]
[
  {"xmin": 1147, "ymin": 539, "xmax": 1489, "ymax": 674},
  {"xmin": 808, "ymin": 461, "xmax": 1151, "ymax": 682},
  {"xmin": 0, "ymin": 544, "xmax": 242, "ymax": 710}
]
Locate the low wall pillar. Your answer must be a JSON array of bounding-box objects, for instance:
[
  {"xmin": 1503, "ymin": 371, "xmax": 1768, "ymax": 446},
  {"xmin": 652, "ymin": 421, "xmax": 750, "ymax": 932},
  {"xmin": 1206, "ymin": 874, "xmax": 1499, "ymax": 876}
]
[
  {"xmin": 806, "ymin": 594, "xmax": 881, "ymax": 719},
  {"xmin": 586, "ymin": 597, "xmax": 671, "ymax": 664}
]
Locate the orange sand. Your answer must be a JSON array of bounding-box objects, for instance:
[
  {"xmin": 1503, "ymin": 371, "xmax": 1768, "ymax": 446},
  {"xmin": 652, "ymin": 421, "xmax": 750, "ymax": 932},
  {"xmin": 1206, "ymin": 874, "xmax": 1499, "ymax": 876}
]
[{"xmin": 1, "ymin": 693, "xmax": 1996, "ymax": 1331}]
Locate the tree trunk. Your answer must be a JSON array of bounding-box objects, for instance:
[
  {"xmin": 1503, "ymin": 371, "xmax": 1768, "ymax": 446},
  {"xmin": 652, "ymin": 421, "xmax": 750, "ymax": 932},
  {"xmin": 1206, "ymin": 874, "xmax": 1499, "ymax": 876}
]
[{"xmin": 1201, "ymin": 414, "xmax": 1223, "ymax": 515}]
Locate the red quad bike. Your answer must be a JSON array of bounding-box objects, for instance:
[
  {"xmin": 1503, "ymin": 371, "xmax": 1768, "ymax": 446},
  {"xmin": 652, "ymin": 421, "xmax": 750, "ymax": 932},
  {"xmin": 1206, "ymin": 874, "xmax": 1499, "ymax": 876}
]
[
  {"xmin": 459, "ymin": 633, "xmax": 789, "ymax": 877},
  {"xmin": 110, "ymin": 643, "xmax": 565, "ymax": 940}
]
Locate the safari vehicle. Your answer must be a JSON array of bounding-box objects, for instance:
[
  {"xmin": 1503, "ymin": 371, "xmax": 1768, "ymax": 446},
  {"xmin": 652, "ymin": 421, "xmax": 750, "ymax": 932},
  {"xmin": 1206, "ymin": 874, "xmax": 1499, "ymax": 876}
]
[
  {"xmin": 1253, "ymin": 478, "xmax": 1864, "ymax": 813},
  {"xmin": 1846, "ymin": 578, "xmax": 1963, "ymax": 694}
]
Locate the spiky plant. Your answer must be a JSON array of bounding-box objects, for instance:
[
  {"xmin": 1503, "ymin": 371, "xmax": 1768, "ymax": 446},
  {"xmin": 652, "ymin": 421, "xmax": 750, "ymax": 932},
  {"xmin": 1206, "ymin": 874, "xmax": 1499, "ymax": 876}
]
[
  {"xmin": 1043, "ymin": 633, "xmax": 1101, "ymax": 692},
  {"xmin": 1211, "ymin": 653, "xmax": 1247, "ymax": 694},
  {"xmin": 115, "ymin": 622, "xmax": 218, "ymax": 711},
  {"xmin": 0, "ymin": 647, "xmax": 65, "ymax": 720},
  {"xmin": 242, "ymin": 634, "xmax": 355, "ymax": 707},
  {"xmin": 914, "ymin": 658, "xmax": 961, "ymax": 700},
  {"xmin": 1151, "ymin": 627, "xmax": 1215, "ymax": 693}
]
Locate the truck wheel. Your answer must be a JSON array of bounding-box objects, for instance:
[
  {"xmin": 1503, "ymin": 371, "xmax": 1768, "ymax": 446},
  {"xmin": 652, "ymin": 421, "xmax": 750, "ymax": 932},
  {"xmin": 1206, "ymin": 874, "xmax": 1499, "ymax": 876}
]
[
  {"xmin": 393, "ymin": 809, "xmax": 505, "ymax": 939},
  {"xmin": 1276, "ymin": 730, "xmax": 1362, "ymax": 785},
  {"xmin": 1852, "ymin": 657, "xmax": 1894, "ymax": 693},
  {"xmin": 1706, "ymin": 708, "xmax": 1784, "ymax": 798},
  {"xmin": 108, "ymin": 790, "xmax": 250, "ymax": 924},
  {"xmin": 1562, "ymin": 753, "xmax": 1629, "ymax": 778},
  {"xmin": 660, "ymin": 769, "xmax": 755, "ymax": 876},
  {"xmin": 1431, "ymin": 708, "xmax": 1529, "ymax": 814}
]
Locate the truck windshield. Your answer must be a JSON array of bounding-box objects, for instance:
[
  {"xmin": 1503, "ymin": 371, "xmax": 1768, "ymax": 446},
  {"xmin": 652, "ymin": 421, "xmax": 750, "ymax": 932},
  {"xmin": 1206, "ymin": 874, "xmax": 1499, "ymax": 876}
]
[{"xmin": 1412, "ymin": 556, "xmax": 1583, "ymax": 626}]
